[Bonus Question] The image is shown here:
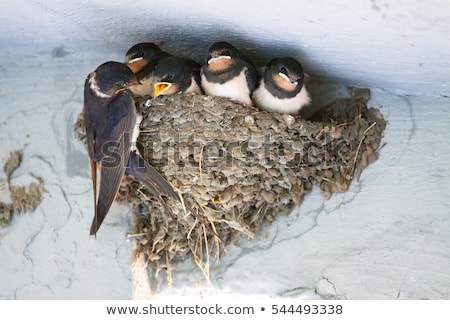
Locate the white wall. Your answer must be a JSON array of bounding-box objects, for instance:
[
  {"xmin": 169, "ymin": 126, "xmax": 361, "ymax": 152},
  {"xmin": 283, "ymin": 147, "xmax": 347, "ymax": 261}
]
[
  {"xmin": 1, "ymin": 0, "xmax": 449, "ymax": 96},
  {"xmin": 1, "ymin": 0, "xmax": 449, "ymax": 300}
]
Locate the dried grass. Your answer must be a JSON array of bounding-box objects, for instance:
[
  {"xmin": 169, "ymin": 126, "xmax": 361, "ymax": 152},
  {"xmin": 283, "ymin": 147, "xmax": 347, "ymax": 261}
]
[
  {"xmin": 105, "ymin": 88, "xmax": 387, "ymax": 283},
  {"xmin": 73, "ymin": 87, "xmax": 386, "ymax": 285},
  {"xmin": 0, "ymin": 150, "xmax": 46, "ymax": 226}
]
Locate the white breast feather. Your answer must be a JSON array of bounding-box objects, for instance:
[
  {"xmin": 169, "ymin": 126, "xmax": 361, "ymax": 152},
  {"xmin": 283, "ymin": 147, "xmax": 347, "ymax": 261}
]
[
  {"xmin": 201, "ymin": 68, "xmax": 252, "ymax": 105},
  {"xmin": 252, "ymin": 78, "xmax": 311, "ymax": 114},
  {"xmin": 184, "ymin": 78, "xmax": 202, "ymax": 94},
  {"xmin": 130, "ymin": 113, "xmax": 143, "ymax": 152}
]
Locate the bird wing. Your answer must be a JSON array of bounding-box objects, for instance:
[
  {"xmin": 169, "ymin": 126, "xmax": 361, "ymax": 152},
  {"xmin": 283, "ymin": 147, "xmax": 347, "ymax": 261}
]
[
  {"xmin": 188, "ymin": 60, "xmax": 204, "ymax": 94},
  {"xmin": 136, "ymin": 51, "xmax": 171, "ymax": 81},
  {"xmin": 126, "ymin": 151, "xmax": 180, "ymax": 201},
  {"xmin": 90, "ymin": 92, "xmax": 136, "ymax": 235},
  {"xmin": 83, "ymin": 77, "xmax": 96, "ymax": 160},
  {"xmin": 244, "ymin": 62, "xmax": 258, "ymax": 93}
]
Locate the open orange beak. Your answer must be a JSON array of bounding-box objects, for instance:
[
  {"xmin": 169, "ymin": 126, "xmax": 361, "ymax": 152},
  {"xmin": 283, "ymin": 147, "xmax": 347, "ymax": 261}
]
[{"xmin": 153, "ymin": 82, "xmax": 171, "ymax": 97}]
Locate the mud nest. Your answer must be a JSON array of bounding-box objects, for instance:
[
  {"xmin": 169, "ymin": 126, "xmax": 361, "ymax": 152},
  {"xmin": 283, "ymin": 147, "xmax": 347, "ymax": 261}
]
[
  {"xmin": 0, "ymin": 150, "xmax": 46, "ymax": 227},
  {"xmin": 73, "ymin": 86, "xmax": 384, "ymax": 279},
  {"xmin": 74, "ymin": 87, "xmax": 386, "ymax": 279}
]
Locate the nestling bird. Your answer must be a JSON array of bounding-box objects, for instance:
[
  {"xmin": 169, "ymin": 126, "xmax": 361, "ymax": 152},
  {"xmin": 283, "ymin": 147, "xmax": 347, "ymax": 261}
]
[
  {"xmin": 124, "ymin": 42, "xmax": 171, "ymax": 97},
  {"xmin": 84, "ymin": 61, "xmax": 179, "ymax": 235},
  {"xmin": 152, "ymin": 56, "xmax": 203, "ymax": 97},
  {"xmin": 201, "ymin": 41, "xmax": 257, "ymax": 106},
  {"xmin": 252, "ymin": 57, "xmax": 310, "ymax": 114}
]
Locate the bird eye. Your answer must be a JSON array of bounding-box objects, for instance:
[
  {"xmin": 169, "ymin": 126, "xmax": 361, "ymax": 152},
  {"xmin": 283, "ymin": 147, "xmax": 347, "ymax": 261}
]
[
  {"xmin": 222, "ymin": 50, "xmax": 232, "ymax": 57},
  {"xmin": 280, "ymin": 67, "xmax": 288, "ymax": 75}
]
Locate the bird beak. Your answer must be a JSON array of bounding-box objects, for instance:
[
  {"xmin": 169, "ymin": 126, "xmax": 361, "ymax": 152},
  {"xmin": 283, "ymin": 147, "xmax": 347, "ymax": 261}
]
[
  {"xmin": 114, "ymin": 77, "xmax": 141, "ymax": 94},
  {"xmin": 208, "ymin": 55, "xmax": 231, "ymax": 65},
  {"xmin": 131, "ymin": 76, "xmax": 142, "ymax": 86},
  {"xmin": 154, "ymin": 82, "xmax": 171, "ymax": 97},
  {"xmin": 278, "ymin": 72, "xmax": 298, "ymax": 86},
  {"xmin": 126, "ymin": 56, "xmax": 144, "ymax": 64}
]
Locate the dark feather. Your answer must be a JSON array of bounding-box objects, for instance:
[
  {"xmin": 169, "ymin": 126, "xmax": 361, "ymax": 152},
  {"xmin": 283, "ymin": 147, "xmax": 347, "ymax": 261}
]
[
  {"xmin": 244, "ymin": 63, "xmax": 258, "ymax": 93},
  {"xmin": 126, "ymin": 151, "xmax": 179, "ymax": 201},
  {"xmin": 87, "ymin": 91, "xmax": 136, "ymax": 235}
]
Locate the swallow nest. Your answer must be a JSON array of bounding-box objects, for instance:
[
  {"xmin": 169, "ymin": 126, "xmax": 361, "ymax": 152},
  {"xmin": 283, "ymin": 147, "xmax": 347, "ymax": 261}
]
[{"xmin": 74, "ymin": 87, "xmax": 386, "ymax": 282}]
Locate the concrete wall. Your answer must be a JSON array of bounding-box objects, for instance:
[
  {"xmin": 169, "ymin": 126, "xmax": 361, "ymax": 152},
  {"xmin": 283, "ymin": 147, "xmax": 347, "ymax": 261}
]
[
  {"xmin": 1, "ymin": 0, "xmax": 449, "ymax": 96},
  {"xmin": 1, "ymin": 0, "xmax": 449, "ymax": 300}
]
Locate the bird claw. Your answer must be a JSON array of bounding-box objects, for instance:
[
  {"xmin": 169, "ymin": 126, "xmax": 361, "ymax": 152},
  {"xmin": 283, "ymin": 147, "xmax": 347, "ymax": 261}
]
[{"xmin": 230, "ymin": 99, "xmax": 259, "ymax": 111}]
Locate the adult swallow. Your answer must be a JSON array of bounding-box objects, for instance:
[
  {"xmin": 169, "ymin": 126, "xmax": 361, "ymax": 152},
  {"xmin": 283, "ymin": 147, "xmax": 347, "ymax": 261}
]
[
  {"xmin": 124, "ymin": 42, "xmax": 171, "ymax": 97},
  {"xmin": 200, "ymin": 41, "xmax": 257, "ymax": 106},
  {"xmin": 84, "ymin": 61, "xmax": 179, "ymax": 235},
  {"xmin": 152, "ymin": 56, "xmax": 203, "ymax": 97},
  {"xmin": 252, "ymin": 57, "xmax": 311, "ymax": 114}
]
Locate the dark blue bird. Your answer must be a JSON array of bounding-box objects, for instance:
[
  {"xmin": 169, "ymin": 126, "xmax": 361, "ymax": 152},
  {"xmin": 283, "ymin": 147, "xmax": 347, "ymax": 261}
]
[
  {"xmin": 252, "ymin": 57, "xmax": 310, "ymax": 114},
  {"xmin": 124, "ymin": 42, "xmax": 171, "ymax": 97},
  {"xmin": 152, "ymin": 56, "xmax": 203, "ymax": 98},
  {"xmin": 201, "ymin": 41, "xmax": 257, "ymax": 106},
  {"xmin": 84, "ymin": 61, "xmax": 179, "ymax": 235}
]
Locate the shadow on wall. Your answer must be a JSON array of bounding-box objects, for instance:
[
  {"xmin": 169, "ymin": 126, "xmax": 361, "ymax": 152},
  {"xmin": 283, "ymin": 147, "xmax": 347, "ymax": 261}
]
[
  {"xmin": 104, "ymin": 22, "xmax": 328, "ymax": 80},
  {"xmin": 121, "ymin": 23, "xmax": 344, "ymax": 115},
  {"xmin": 63, "ymin": 18, "xmax": 359, "ymax": 117}
]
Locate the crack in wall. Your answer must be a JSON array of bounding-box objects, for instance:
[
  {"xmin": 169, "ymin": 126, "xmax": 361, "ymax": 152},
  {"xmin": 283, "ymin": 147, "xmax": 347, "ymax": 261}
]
[{"xmin": 22, "ymin": 225, "xmax": 44, "ymax": 287}]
